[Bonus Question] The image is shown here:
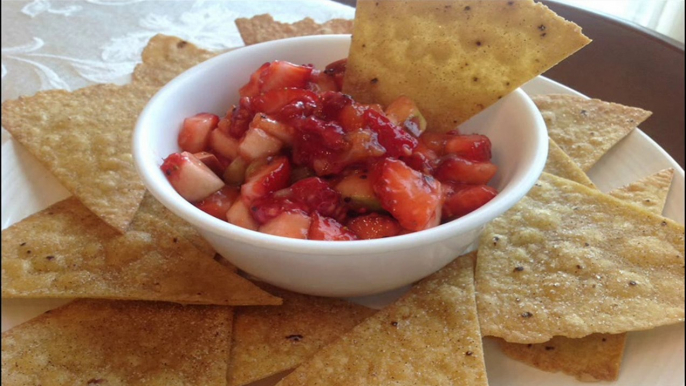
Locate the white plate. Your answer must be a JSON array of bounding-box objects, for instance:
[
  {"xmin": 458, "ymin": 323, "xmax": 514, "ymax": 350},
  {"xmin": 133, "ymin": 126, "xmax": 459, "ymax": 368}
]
[{"xmin": 1, "ymin": 76, "xmax": 683, "ymax": 386}]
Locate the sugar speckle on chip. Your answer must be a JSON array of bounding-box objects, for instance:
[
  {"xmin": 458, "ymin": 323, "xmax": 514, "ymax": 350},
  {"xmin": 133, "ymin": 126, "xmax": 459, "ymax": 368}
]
[
  {"xmin": 343, "ymin": 0, "xmax": 590, "ymax": 131},
  {"xmin": 476, "ymin": 172, "xmax": 684, "ymax": 343},
  {"xmin": 1, "ymin": 299, "xmax": 234, "ymax": 385}
]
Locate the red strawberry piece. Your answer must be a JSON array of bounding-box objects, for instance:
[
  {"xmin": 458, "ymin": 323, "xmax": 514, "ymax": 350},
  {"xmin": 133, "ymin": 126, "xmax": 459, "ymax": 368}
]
[
  {"xmin": 337, "ymin": 102, "xmax": 367, "ymax": 132},
  {"xmin": 444, "ymin": 134, "xmax": 492, "ymax": 162},
  {"xmin": 239, "ymin": 62, "xmax": 270, "ymax": 98},
  {"xmin": 258, "ymin": 210, "xmax": 312, "ymax": 239},
  {"xmin": 228, "ymin": 96, "xmax": 255, "ymax": 138},
  {"xmin": 226, "ymin": 197, "xmax": 259, "ymax": 230},
  {"xmin": 161, "ymin": 151, "xmax": 225, "ymax": 202},
  {"xmin": 209, "ymin": 128, "xmax": 240, "ymax": 160},
  {"xmin": 194, "ymin": 185, "xmax": 240, "ymax": 220},
  {"xmin": 290, "ymin": 177, "xmax": 346, "ymax": 222},
  {"xmin": 434, "ymin": 155, "xmax": 498, "ymax": 185},
  {"xmin": 401, "ymin": 142, "xmax": 438, "ymax": 175},
  {"xmin": 241, "ymin": 156, "xmax": 291, "ymax": 202},
  {"xmin": 308, "ymin": 213, "xmax": 357, "ymax": 241},
  {"xmin": 372, "ymin": 158, "xmax": 442, "ymax": 231},
  {"xmin": 249, "ymin": 193, "xmax": 309, "ymax": 224},
  {"xmin": 363, "ymin": 109, "xmax": 418, "ymax": 158},
  {"xmin": 442, "ymin": 183, "xmax": 498, "ymax": 220},
  {"xmin": 323, "ymin": 58, "xmax": 347, "ymax": 90},
  {"xmin": 346, "ymin": 213, "xmax": 402, "ymax": 240},
  {"xmin": 259, "ymin": 61, "xmax": 314, "ymax": 93},
  {"xmin": 292, "ymin": 116, "xmax": 349, "ymax": 175},
  {"xmin": 178, "ymin": 113, "xmax": 219, "ymax": 153},
  {"xmin": 318, "ymin": 91, "xmax": 353, "ymax": 122},
  {"xmin": 193, "ymin": 151, "xmax": 225, "ymax": 176},
  {"xmin": 251, "ymin": 88, "xmax": 319, "ymax": 123},
  {"xmin": 238, "ymin": 127, "xmax": 284, "ymax": 161},
  {"xmin": 419, "ymin": 131, "xmax": 448, "ymax": 155},
  {"xmin": 310, "ymin": 69, "xmax": 340, "ymax": 92}
]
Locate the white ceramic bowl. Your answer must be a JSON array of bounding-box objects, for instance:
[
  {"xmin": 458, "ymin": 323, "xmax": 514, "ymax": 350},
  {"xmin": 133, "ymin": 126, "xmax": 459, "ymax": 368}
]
[{"xmin": 133, "ymin": 35, "xmax": 548, "ymax": 297}]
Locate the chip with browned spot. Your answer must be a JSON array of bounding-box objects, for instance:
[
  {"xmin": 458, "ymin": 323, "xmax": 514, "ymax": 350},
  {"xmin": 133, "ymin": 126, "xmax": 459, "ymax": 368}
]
[
  {"xmin": 235, "ymin": 14, "xmax": 352, "ymax": 46},
  {"xmin": 1, "ymin": 299, "xmax": 233, "ymax": 385},
  {"xmin": 1, "ymin": 196, "xmax": 280, "ymax": 306},
  {"xmin": 495, "ymin": 168, "xmax": 675, "ymax": 381},
  {"xmin": 343, "ymin": 0, "xmax": 590, "ymax": 131},
  {"xmin": 476, "ymin": 173, "xmax": 684, "ymax": 344},
  {"xmin": 533, "ymin": 94, "xmax": 652, "ymax": 171},
  {"xmin": 276, "ymin": 252, "xmax": 487, "ymax": 386},
  {"xmin": 228, "ymin": 283, "xmax": 376, "ymax": 386}
]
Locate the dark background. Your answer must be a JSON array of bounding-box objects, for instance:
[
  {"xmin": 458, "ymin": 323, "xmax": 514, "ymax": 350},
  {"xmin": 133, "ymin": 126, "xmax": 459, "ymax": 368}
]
[{"xmin": 330, "ymin": 0, "xmax": 685, "ymax": 168}]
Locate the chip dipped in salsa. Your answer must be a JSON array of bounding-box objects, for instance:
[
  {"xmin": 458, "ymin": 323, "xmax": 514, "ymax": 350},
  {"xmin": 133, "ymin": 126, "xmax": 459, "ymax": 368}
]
[{"xmin": 161, "ymin": 59, "xmax": 498, "ymax": 240}]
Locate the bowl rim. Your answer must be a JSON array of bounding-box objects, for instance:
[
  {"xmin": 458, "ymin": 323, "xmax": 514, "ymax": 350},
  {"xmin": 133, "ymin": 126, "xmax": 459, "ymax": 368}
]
[{"xmin": 132, "ymin": 34, "xmax": 548, "ymax": 256}]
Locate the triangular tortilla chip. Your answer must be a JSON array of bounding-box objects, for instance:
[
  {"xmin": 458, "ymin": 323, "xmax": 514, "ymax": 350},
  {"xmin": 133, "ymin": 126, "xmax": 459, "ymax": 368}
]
[
  {"xmin": 1, "ymin": 83, "xmax": 157, "ymax": 233},
  {"xmin": 476, "ymin": 172, "xmax": 684, "ymax": 343},
  {"xmin": 1, "ymin": 299, "xmax": 233, "ymax": 385},
  {"xmin": 1, "ymin": 196, "xmax": 281, "ymax": 306},
  {"xmin": 544, "ymin": 138, "xmax": 595, "ymax": 188},
  {"xmin": 608, "ymin": 168, "xmax": 675, "ymax": 216},
  {"xmin": 235, "ymin": 14, "xmax": 353, "ymax": 46},
  {"xmin": 228, "ymin": 283, "xmax": 376, "ymax": 386},
  {"xmin": 343, "ymin": 0, "xmax": 590, "ymax": 131},
  {"xmin": 494, "ymin": 333, "xmax": 626, "ymax": 382},
  {"xmin": 276, "ymin": 252, "xmax": 488, "ymax": 386},
  {"xmin": 138, "ymin": 191, "xmax": 216, "ymax": 256},
  {"xmin": 533, "ymin": 94, "xmax": 652, "ymax": 171},
  {"xmin": 133, "ymin": 34, "xmax": 219, "ymax": 87},
  {"xmin": 495, "ymin": 168, "xmax": 675, "ymax": 381}
]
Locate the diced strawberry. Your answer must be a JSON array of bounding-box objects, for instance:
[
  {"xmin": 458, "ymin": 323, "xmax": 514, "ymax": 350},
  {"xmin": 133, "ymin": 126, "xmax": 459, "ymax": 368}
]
[
  {"xmin": 249, "ymin": 113, "xmax": 295, "ymax": 145},
  {"xmin": 384, "ymin": 96, "xmax": 427, "ymax": 137},
  {"xmin": 442, "ymin": 183, "xmax": 498, "ymax": 220},
  {"xmin": 195, "ymin": 185, "xmax": 240, "ymax": 220},
  {"xmin": 308, "ymin": 213, "xmax": 357, "ymax": 241},
  {"xmin": 372, "ymin": 158, "xmax": 442, "ymax": 231},
  {"xmin": 419, "ymin": 131, "xmax": 448, "ymax": 155},
  {"xmin": 249, "ymin": 193, "xmax": 310, "ymax": 224},
  {"xmin": 318, "ymin": 91, "xmax": 353, "ymax": 122},
  {"xmin": 346, "ymin": 213, "xmax": 402, "ymax": 240},
  {"xmin": 259, "ymin": 210, "xmax": 312, "ymax": 239},
  {"xmin": 292, "ymin": 116, "xmax": 350, "ymax": 175},
  {"xmin": 239, "ymin": 62, "xmax": 270, "ymax": 98},
  {"xmin": 241, "ymin": 156, "xmax": 291, "ymax": 202},
  {"xmin": 337, "ymin": 102, "xmax": 367, "ymax": 132},
  {"xmin": 193, "ymin": 151, "xmax": 225, "ymax": 176},
  {"xmin": 337, "ymin": 129, "xmax": 386, "ymax": 167},
  {"xmin": 251, "ymin": 88, "xmax": 319, "ymax": 123},
  {"xmin": 239, "ymin": 127, "xmax": 283, "ymax": 161},
  {"xmin": 310, "ymin": 69, "xmax": 340, "ymax": 92},
  {"xmin": 178, "ymin": 113, "xmax": 219, "ymax": 153},
  {"xmin": 259, "ymin": 61, "xmax": 314, "ymax": 93},
  {"xmin": 401, "ymin": 142, "xmax": 438, "ymax": 175},
  {"xmin": 434, "ymin": 155, "xmax": 498, "ymax": 185},
  {"xmin": 290, "ymin": 177, "xmax": 346, "ymax": 222},
  {"xmin": 363, "ymin": 109, "xmax": 418, "ymax": 158},
  {"xmin": 444, "ymin": 134, "xmax": 492, "ymax": 162},
  {"xmin": 323, "ymin": 58, "xmax": 347, "ymax": 90},
  {"xmin": 228, "ymin": 97, "xmax": 255, "ymax": 138},
  {"xmin": 209, "ymin": 128, "xmax": 240, "ymax": 160},
  {"xmin": 161, "ymin": 151, "xmax": 225, "ymax": 202},
  {"xmin": 226, "ymin": 197, "xmax": 259, "ymax": 230}
]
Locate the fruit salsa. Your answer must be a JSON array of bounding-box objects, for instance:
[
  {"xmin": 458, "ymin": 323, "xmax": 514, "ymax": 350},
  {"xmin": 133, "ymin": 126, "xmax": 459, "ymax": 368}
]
[{"xmin": 161, "ymin": 59, "xmax": 498, "ymax": 240}]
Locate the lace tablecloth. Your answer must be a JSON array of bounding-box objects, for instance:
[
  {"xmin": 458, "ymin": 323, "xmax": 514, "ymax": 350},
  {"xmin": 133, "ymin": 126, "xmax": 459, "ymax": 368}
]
[{"xmin": 1, "ymin": 0, "xmax": 353, "ymax": 99}]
